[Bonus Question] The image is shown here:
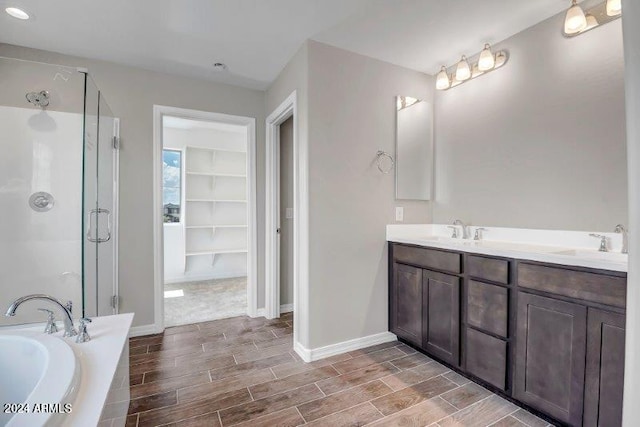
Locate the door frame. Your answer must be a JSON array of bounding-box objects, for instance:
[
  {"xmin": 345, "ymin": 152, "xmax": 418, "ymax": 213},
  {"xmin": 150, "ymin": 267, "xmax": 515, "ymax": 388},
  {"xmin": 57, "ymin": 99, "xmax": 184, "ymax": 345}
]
[
  {"xmin": 265, "ymin": 90, "xmax": 309, "ymax": 355},
  {"xmin": 152, "ymin": 105, "xmax": 258, "ymax": 333}
]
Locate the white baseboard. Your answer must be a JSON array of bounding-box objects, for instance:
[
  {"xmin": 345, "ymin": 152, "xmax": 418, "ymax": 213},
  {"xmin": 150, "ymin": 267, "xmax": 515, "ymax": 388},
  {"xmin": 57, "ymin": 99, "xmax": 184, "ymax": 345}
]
[
  {"xmin": 294, "ymin": 331, "xmax": 397, "ymax": 363},
  {"xmin": 129, "ymin": 323, "xmax": 164, "ymax": 337},
  {"xmin": 280, "ymin": 304, "xmax": 293, "ymax": 313},
  {"xmin": 252, "ymin": 308, "xmax": 266, "ymax": 318}
]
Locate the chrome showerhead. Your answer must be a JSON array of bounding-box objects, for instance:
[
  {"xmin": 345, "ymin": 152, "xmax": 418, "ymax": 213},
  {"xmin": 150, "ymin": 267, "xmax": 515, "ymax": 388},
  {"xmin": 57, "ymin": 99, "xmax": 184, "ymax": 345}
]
[{"xmin": 26, "ymin": 90, "xmax": 50, "ymax": 108}]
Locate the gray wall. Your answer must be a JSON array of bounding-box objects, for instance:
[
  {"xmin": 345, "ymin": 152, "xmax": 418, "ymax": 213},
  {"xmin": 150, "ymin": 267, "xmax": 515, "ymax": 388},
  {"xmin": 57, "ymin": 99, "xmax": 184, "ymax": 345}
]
[
  {"xmin": 432, "ymin": 11, "xmax": 627, "ymax": 232},
  {"xmin": 0, "ymin": 43, "xmax": 266, "ymax": 328},
  {"xmin": 306, "ymin": 41, "xmax": 433, "ymax": 348},
  {"xmin": 279, "ymin": 116, "xmax": 294, "ymax": 306},
  {"xmin": 622, "ymin": 0, "xmax": 640, "ymax": 424}
]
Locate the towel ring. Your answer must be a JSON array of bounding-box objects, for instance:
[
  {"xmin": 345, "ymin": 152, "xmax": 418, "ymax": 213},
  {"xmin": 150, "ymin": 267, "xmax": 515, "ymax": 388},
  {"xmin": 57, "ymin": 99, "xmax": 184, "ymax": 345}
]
[{"xmin": 376, "ymin": 150, "xmax": 395, "ymax": 174}]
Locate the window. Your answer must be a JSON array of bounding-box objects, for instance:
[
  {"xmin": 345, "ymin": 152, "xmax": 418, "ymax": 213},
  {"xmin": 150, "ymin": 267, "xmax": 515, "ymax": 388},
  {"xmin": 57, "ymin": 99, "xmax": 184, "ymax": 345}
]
[{"xmin": 163, "ymin": 149, "xmax": 182, "ymax": 223}]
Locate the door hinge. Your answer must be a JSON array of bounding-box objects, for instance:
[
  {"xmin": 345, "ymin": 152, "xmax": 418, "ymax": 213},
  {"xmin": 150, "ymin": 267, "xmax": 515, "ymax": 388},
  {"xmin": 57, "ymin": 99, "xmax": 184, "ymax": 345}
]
[
  {"xmin": 111, "ymin": 295, "xmax": 119, "ymax": 310},
  {"xmin": 112, "ymin": 136, "xmax": 120, "ymax": 150}
]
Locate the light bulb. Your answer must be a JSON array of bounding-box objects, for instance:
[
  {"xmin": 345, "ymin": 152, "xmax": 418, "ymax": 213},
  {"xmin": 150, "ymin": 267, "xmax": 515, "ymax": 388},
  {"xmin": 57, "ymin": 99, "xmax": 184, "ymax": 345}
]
[
  {"xmin": 455, "ymin": 56, "xmax": 471, "ymax": 81},
  {"xmin": 478, "ymin": 44, "xmax": 496, "ymax": 72},
  {"xmin": 436, "ymin": 67, "xmax": 451, "ymax": 90},
  {"xmin": 606, "ymin": 0, "xmax": 621, "ymax": 16},
  {"xmin": 585, "ymin": 13, "xmax": 598, "ymax": 30},
  {"xmin": 5, "ymin": 7, "xmax": 29, "ymax": 20},
  {"xmin": 564, "ymin": 0, "xmax": 587, "ymax": 35}
]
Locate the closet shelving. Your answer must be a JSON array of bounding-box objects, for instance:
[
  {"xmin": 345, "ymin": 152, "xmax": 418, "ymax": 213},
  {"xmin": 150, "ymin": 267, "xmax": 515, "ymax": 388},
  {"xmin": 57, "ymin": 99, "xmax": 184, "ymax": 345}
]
[{"xmin": 184, "ymin": 146, "xmax": 248, "ymax": 270}]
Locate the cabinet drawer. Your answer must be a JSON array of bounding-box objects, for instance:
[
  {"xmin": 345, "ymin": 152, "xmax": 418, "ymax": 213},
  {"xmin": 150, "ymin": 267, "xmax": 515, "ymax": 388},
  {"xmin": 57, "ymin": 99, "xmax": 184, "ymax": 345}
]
[
  {"xmin": 394, "ymin": 245, "xmax": 461, "ymax": 274},
  {"xmin": 467, "ymin": 280, "xmax": 508, "ymax": 337},
  {"xmin": 466, "ymin": 328, "xmax": 507, "ymax": 390},
  {"xmin": 468, "ymin": 255, "xmax": 509, "ymax": 284},
  {"xmin": 517, "ymin": 263, "xmax": 626, "ymax": 308}
]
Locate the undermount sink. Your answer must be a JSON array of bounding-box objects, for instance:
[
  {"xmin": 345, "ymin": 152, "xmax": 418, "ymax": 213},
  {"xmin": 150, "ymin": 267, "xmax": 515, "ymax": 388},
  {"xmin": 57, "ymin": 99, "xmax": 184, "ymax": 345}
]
[
  {"xmin": 552, "ymin": 249, "xmax": 628, "ymax": 262},
  {"xmin": 0, "ymin": 331, "xmax": 80, "ymax": 427}
]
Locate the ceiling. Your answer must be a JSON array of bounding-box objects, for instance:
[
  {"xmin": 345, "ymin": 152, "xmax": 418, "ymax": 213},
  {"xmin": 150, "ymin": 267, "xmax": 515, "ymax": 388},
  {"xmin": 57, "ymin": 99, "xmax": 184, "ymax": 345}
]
[{"xmin": 0, "ymin": 0, "xmax": 569, "ymax": 90}]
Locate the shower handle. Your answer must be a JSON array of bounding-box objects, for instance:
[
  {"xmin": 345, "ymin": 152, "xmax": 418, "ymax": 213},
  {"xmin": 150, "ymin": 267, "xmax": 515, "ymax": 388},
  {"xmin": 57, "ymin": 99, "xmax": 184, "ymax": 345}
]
[{"xmin": 86, "ymin": 208, "xmax": 111, "ymax": 243}]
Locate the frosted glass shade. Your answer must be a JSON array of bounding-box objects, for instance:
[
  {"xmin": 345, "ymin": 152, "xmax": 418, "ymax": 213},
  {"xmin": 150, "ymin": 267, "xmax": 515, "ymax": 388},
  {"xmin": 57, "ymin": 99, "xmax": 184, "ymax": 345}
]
[
  {"xmin": 436, "ymin": 67, "xmax": 451, "ymax": 90},
  {"xmin": 607, "ymin": 0, "xmax": 621, "ymax": 16},
  {"xmin": 478, "ymin": 44, "xmax": 495, "ymax": 72},
  {"xmin": 564, "ymin": 1, "xmax": 587, "ymax": 35},
  {"xmin": 455, "ymin": 56, "xmax": 471, "ymax": 81}
]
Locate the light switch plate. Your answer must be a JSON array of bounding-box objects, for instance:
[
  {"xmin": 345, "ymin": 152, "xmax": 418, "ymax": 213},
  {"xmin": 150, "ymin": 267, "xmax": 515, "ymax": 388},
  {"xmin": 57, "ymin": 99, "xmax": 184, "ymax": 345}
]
[
  {"xmin": 286, "ymin": 208, "xmax": 293, "ymax": 219},
  {"xmin": 395, "ymin": 207, "xmax": 404, "ymax": 222}
]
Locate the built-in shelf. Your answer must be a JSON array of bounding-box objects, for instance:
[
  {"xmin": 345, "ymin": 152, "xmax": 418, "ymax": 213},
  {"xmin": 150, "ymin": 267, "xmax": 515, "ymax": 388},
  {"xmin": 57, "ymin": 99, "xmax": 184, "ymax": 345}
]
[
  {"xmin": 185, "ymin": 224, "xmax": 248, "ymax": 229},
  {"xmin": 186, "ymin": 171, "xmax": 247, "ymax": 178},
  {"xmin": 186, "ymin": 248, "xmax": 248, "ymax": 257},
  {"xmin": 186, "ymin": 199, "xmax": 247, "ymax": 203}
]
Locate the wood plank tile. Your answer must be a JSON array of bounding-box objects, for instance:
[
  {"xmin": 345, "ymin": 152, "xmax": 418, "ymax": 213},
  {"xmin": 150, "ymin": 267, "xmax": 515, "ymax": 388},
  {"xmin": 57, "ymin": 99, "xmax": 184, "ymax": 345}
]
[
  {"xmin": 175, "ymin": 342, "xmax": 256, "ymax": 366},
  {"xmin": 130, "ymin": 334, "xmax": 168, "ymax": 347},
  {"xmin": 233, "ymin": 342, "xmax": 293, "ymax": 364},
  {"xmin": 231, "ymin": 407, "xmax": 304, "ymax": 427},
  {"xmin": 440, "ymin": 382, "xmax": 492, "ymax": 410},
  {"xmin": 125, "ymin": 414, "xmax": 139, "ymax": 427},
  {"xmin": 331, "ymin": 347, "xmax": 406, "ymax": 374},
  {"xmin": 510, "ymin": 408, "xmax": 550, "ymax": 427},
  {"xmin": 163, "ymin": 323, "xmax": 200, "ymax": 336},
  {"xmin": 130, "ymin": 358, "xmax": 177, "ymax": 376},
  {"xmin": 209, "ymin": 353, "xmax": 295, "ymax": 381},
  {"xmin": 249, "ymin": 365, "xmax": 339, "ymax": 400},
  {"xmin": 442, "ymin": 371, "xmax": 471, "ymax": 386},
  {"xmin": 128, "ymin": 390, "xmax": 177, "ymax": 415},
  {"xmin": 490, "ymin": 416, "xmax": 529, "ymax": 427},
  {"xmin": 178, "ymin": 368, "xmax": 275, "ymax": 404},
  {"xmin": 381, "ymin": 361, "xmax": 450, "ymax": 392},
  {"xmin": 394, "ymin": 343, "xmax": 418, "ymax": 355},
  {"xmin": 297, "ymin": 380, "xmax": 392, "ymax": 422},
  {"xmin": 270, "ymin": 353, "xmax": 352, "ymax": 378},
  {"xmin": 304, "ymin": 402, "xmax": 384, "ymax": 427},
  {"xmin": 316, "ymin": 362, "xmax": 400, "ymax": 395},
  {"xmin": 130, "ymin": 374, "xmax": 144, "ymax": 387},
  {"xmin": 165, "ymin": 412, "xmax": 221, "ymax": 427},
  {"xmin": 272, "ymin": 326, "xmax": 293, "ymax": 337},
  {"xmin": 219, "ymin": 383, "xmax": 324, "ymax": 426},
  {"xmin": 370, "ymin": 375, "xmax": 458, "ymax": 416},
  {"xmin": 130, "ymin": 345, "xmax": 149, "ymax": 355},
  {"xmin": 437, "ymin": 395, "xmax": 518, "ymax": 427},
  {"xmin": 253, "ymin": 335, "xmax": 293, "ymax": 349},
  {"xmin": 131, "ymin": 372, "xmax": 210, "ymax": 399},
  {"xmin": 347, "ymin": 341, "xmax": 401, "ymax": 357},
  {"xmin": 148, "ymin": 341, "xmax": 206, "ymax": 355},
  {"xmin": 137, "ymin": 388, "xmax": 251, "ymax": 427},
  {"xmin": 389, "ymin": 352, "xmax": 433, "ymax": 370},
  {"xmin": 367, "ymin": 396, "xmax": 457, "ymax": 427},
  {"xmin": 143, "ymin": 355, "xmax": 236, "ymax": 383}
]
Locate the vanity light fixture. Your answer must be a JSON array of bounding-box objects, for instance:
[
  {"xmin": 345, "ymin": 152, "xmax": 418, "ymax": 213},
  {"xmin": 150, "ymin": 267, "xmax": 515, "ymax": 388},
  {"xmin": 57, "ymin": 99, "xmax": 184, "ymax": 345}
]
[
  {"xmin": 396, "ymin": 96, "xmax": 419, "ymax": 111},
  {"xmin": 563, "ymin": 0, "xmax": 622, "ymax": 37},
  {"xmin": 5, "ymin": 7, "xmax": 29, "ymax": 20},
  {"xmin": 435, "ymin": 44, "xmax": 508, "ymax": 91},
  {"xmin": 455, "ymin": 56, "xmax": 471, "ymax": 81}
]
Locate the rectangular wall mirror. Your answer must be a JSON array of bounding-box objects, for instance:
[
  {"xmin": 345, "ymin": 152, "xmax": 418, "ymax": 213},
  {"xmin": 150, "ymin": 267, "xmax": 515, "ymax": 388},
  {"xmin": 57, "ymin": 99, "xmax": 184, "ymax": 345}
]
[{"xmin": 396, "ymin": 96, "xmax": 433, "ymax": 200}]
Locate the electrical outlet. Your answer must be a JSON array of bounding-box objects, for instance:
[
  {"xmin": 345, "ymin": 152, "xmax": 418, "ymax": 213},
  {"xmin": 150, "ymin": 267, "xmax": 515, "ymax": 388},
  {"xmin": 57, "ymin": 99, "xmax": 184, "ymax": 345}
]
[{"xmin": 395, "ymin": 207, "xmax": 404, "ymax": 222}]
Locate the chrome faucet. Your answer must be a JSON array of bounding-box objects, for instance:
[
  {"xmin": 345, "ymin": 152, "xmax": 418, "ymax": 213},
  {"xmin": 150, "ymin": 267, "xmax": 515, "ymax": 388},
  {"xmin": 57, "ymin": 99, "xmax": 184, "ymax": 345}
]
[
  {"xmin": 453, "ymin": 219, "xmax": 469, "ymax": 239},
  {"xmin": 589, "ymin": 234, "xmax": 609, "ymax": 252},
  {"xmin": 614, "ymin": 224, "xmax": 628, "ymax": 254},
  {"xmin": 5, "ymin": 294, "xmax": 77, "ymax": 337}
]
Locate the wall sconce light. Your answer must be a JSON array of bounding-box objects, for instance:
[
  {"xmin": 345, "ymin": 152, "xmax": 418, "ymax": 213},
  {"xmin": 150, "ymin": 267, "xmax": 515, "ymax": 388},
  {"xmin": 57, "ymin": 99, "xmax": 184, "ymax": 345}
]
[
  {"xmin": 563, "ymin": 0, "xmax": 621, "ymax": 37},
  {"xmin": 435, "ymin": 44, "xmax": 508, "ymax": 91}
]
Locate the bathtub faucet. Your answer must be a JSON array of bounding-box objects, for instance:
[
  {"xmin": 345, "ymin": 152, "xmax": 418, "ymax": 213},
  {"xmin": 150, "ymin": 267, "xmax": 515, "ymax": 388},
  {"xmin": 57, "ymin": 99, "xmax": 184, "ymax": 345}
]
[{"xmin": 5, "ymin": 294, "xmax": 77, "ymax": 337}]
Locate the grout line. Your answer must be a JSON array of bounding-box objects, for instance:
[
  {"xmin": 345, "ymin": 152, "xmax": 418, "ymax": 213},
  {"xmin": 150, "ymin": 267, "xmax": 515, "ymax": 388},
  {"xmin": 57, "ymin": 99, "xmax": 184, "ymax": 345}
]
[
  {"xmin": 295, "ymin": 406, "xmax": 308, "ymax": 424},
  {"xmin": 247, "ymin": 386, "xmax": 255, "ymax": 401},
  {"xmin": 217, "ymin": 411, "xmax": 224, "ymax": 427}
]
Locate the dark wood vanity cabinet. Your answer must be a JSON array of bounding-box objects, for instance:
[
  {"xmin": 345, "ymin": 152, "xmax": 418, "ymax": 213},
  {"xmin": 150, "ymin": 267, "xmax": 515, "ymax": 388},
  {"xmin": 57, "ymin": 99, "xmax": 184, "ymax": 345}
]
[
  {"xmin": 514, "ymin": 292, "xmax": 587, "ymax": 426},
  {"xmin": 389, "ymin": 243, "xmax": 627, "ymax": 427},
  {"xmin": 422, "ymin": 269, "xmax": 460, "ymax": 366}
]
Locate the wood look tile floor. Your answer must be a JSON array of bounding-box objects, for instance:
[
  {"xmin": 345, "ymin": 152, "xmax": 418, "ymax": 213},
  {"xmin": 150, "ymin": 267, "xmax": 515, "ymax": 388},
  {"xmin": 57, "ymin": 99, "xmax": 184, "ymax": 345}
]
[{"xmin": 127, "ymin": 314, "xmax": 556, "ymax": 427}]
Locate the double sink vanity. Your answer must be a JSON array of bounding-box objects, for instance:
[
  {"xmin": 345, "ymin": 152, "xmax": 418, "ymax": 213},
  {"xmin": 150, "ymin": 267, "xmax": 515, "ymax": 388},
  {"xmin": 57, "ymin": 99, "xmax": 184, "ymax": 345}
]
[{"xmin": 387, "ymin": 224, "xmax": 627, "ymax": 427}]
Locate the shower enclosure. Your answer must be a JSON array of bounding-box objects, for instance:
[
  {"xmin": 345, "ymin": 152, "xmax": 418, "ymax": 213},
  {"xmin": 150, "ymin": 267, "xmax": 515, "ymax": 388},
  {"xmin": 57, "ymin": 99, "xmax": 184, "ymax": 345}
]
[{"xmin": 0, "ymin": 57, "xmax": 118, "ymax": 327}]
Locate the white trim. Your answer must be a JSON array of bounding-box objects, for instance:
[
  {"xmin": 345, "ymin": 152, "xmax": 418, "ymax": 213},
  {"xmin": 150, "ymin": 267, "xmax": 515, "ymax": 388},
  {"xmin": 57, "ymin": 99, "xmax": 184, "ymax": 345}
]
[
  {"xmin": 153, "ymin": 105, "xmax": 258, "ymax": 333},
  {"xmin": 129, "ymin": 324, "xmax": 164, "ymax": 338},
  {"xmin": 255, "ymin": 308, "xmax": 266, "ymax": 318},
  {"xmin": 280, "ymin": 303, "xmax": 293, "ymax": 313},
  {"xmin": 294, "ymin": 332, "xmax": 398, "ymax": 363}
]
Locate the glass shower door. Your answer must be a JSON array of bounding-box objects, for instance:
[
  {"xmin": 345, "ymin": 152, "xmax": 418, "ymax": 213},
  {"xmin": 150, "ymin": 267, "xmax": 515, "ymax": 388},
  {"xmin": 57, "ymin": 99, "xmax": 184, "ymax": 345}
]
[{"xmin": 82, "ymin": 75, "xmax": 117, "ymax": 317}]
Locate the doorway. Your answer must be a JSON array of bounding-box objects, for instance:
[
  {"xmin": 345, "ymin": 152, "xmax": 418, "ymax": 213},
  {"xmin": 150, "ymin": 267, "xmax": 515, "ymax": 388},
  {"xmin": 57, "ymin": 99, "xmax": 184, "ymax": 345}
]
[{"xmin": 153, "ymin": 106, "xmax": 257, "ymax": 330}]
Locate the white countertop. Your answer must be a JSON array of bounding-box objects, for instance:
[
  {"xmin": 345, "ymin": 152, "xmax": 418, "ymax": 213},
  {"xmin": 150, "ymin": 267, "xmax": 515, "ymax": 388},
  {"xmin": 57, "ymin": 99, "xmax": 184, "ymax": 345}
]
[{"xmin": 387, "ymin": 224, "xmax": 628, "ymax": 273}]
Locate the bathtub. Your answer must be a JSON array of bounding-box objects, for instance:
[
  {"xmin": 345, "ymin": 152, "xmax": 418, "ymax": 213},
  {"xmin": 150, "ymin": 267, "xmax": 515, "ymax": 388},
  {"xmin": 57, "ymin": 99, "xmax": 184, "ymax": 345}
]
[
  {"xmin": 0, "ymin": 314, "xmax": 133, "ymax": 427},
  {"xmin": 0, "ymin": 332, "xmax": 80, "ymax": 427}
]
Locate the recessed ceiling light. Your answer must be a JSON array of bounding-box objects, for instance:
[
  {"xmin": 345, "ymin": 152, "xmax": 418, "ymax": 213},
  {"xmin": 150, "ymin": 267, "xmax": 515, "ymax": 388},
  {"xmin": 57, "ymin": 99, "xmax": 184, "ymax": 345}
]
[{"xmin": 5, "ymin": 7, "xmax": 29, "ymax": 20}]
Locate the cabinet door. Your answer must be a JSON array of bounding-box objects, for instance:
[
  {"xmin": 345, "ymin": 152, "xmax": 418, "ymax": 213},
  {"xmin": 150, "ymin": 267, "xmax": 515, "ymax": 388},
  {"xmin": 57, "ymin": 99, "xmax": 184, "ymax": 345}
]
[
  {"xmin": 422, "ymin": 269, "xmax": 460, "ymax": 366},
  {"xmin": 390, "ymin": 263, "xmax": 423, "ymax": 346},
  {"xmin": 584, "ymin": 309, "xmax": 625, "ymax": 427},
  {"xmin": 514, "ymin": 292, "xmax": 587, "ymax": 426}
]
